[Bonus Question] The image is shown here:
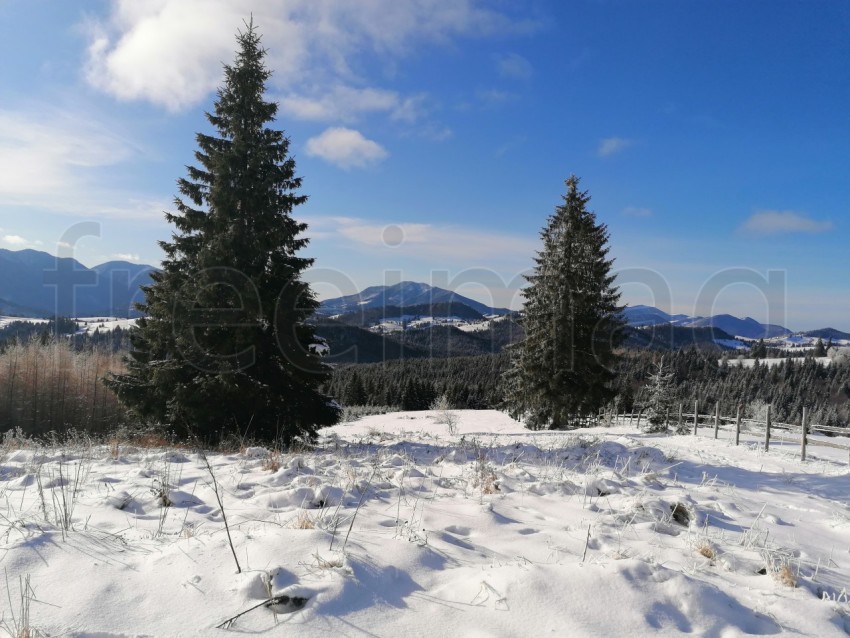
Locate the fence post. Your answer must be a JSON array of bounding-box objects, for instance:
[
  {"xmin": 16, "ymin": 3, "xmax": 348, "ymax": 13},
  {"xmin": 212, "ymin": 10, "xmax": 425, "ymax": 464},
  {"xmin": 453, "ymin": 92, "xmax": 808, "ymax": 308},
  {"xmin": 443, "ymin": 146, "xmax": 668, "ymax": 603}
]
[
  {"xmin": 801, "ymin": 407, "xmax": 808, "ymax": 462},
  {"xmin": 693, "ymin": 400, "xmax": 698, "ymax": 436},
  {"xmin": 764, "ymin": 404, "xmax": 771, "ymax": 451},
  {"xmin": 636, "ymin": 409, "xmax": 642, "ymax": 430},
  {"xmin": 714, "ymin": 402, "xmax": 720, "ymax": 439},
  {"xmin": 678, "ymin": 403, "xmax": 683, "ymax": 432},
  {"xmin": 735, "ymin": 405, "xmax": 741, "ymax": 446},
  {"xmin": 665, "ymin": 407, "xmax": 670, "ymax": 432}
]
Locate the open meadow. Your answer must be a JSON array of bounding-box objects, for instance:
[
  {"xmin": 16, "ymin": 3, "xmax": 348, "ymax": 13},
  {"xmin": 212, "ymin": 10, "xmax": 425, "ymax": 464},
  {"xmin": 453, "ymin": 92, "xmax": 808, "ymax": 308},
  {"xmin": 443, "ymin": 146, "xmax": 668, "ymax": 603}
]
[{"xmin": 1, "ymin": 411, "xmax": 849, "ymax": 636}]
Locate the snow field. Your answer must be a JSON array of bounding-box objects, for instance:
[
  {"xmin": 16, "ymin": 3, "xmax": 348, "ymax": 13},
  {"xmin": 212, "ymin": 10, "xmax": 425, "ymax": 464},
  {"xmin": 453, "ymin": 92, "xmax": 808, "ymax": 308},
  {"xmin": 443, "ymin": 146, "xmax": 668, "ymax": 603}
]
[{"xmin": 0, "ymin": 411, "xmax": 849, "ymax": 636}]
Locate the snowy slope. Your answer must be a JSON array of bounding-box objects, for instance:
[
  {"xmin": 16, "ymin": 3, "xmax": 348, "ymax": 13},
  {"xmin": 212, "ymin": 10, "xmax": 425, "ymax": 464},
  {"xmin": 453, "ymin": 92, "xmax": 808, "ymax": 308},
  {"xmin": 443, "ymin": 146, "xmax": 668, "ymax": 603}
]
[{"xmin": 1, "ymin": 412, "xmax": 849, "ymax": 636}]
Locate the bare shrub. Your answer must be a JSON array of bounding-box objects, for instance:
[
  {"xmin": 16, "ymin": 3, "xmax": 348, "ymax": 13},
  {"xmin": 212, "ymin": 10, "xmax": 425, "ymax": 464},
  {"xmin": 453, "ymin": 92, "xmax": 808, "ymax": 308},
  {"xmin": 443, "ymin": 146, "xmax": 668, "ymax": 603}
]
[
  {"xmin": 262, "ymin": 450, "xmax": 281, "ymax": 472},
  {"xmin": 431, "ymin": 394, "xmax": 458, "ymax": 434}
]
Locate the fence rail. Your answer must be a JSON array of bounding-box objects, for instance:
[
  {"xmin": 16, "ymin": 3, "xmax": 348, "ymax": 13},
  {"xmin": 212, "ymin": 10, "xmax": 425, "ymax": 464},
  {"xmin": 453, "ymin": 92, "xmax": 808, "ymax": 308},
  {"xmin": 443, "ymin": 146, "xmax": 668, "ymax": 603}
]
[{"xmin": 607, "ymin": 403, "xmax": 850, "ymax": 465}]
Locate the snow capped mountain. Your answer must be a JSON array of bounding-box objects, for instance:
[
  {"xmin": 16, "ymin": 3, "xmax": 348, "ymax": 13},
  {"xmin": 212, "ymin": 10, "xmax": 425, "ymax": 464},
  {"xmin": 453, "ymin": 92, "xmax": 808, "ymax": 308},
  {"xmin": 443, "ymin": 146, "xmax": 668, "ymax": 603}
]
[{"xmin": 318, "ymin": 282, "xmax": 511, "ymax": 316}]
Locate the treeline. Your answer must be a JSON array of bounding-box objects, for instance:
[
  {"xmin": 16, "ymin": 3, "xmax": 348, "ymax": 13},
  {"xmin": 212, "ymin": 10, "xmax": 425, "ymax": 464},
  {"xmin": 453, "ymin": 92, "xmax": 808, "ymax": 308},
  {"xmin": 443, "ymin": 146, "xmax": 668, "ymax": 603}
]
[
  {"xmin": 327, "ymin": 347, "xmax": 850, "ymax": 428},
  {"xmin": 0, "ymin": 319, "xmax": 132, "ymax": 352},
  {"xmin": 615, "ymin": 349, "xmax": 850, "ymax": 427},
  {"xmin": 315, "ymin": 316, "xmax": 523, "ymax": 364},
  {"xmin": 324, "ymin": 352, "xmax": 511, "ymax": 410}
]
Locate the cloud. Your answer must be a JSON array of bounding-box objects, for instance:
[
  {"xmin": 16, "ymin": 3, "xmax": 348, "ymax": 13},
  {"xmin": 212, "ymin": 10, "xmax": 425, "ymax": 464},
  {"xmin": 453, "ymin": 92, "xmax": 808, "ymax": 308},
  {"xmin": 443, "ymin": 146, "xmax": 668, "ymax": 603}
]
[
  {"xmin": 741, "ymin": 210, "xmax": 833, "ymax": 235},
  {"xmin": 111, "ymin": 252, "xmax": 140, "ymax": 261},
  {"xmin": 280, "ymin": 85, "xmax": 426, "ymax": 123},
  {"xmin": 495, "ymin": 53, "xmax": 533, "ymax": 80},
  {"xmin": 84, "ymin": 1, "xmax": 539, "ymax": 112},
  {"xmin": 310, "ymin": 217, "xmax": 537, "ymax": 263},
  {"xmin": 305, "ymin": 127, "xmax": 388, "ymax": 169},
  {"xmin": 597, "ymin": 137, "xmax": 634, "ymax": 157},
  {"xmin": 0, "ymin": 107, "xmax": 166, "ymax": 220},
  {"xmin": 0, "ymin": 108, "xmax": 130, "ymax": 194},
  {"xmin": 3, "ymin": 235, "xmax": 28, "ymax": 246},
  {"xmin": 623, "ymin": 206, "xmax": 653, "ymax": 217}
]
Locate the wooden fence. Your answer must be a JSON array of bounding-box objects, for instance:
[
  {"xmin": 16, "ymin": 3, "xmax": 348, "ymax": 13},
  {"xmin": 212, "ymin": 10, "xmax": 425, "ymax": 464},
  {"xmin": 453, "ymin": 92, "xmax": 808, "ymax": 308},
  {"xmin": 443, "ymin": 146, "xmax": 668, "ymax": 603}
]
[{"xmin": 607, "ymin": 402, "xmax": 850, "ymax": 465}]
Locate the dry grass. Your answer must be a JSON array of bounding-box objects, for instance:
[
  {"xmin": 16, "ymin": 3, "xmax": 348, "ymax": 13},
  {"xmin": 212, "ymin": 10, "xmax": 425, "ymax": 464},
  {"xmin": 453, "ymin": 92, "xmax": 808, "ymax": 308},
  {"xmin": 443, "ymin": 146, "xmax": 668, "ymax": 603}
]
[
  {"xmin": 262, "ymin": 450, "xmax": 281, "ymax": 472},
  {"xmin": 290, "ymin": 510, "xmax": 316, "ymax": 529},
  {"xmin": 696, "ymin": 541, "xmax": 716, "ymax": 560},
  {"xmin": 774, "ymin": 563, "xmax": 797, "ymax": 587},
  {"xmin": 473, "ymin": 454, "xmax": 500, "ymax": 495},
  {"xmin": 312, "ymin": 551, "xmax": 344, "ymax": 569}
]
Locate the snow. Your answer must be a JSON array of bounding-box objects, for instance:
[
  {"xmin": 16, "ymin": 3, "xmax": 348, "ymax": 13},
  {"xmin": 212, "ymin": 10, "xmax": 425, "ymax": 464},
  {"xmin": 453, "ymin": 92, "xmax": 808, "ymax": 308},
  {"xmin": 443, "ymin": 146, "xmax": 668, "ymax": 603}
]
[
  {"xmin": 714, "ymin": 338, "xmax": 749, "ymax": 350},
  {"xmin": 727, "ymin": 357, "xmax": 832, "ymax": 368},
  {"xmin": 0, "ymin": 316, "xmax": 49, "ymax": 328},
  {"xmin": 74, "ymin": 317, "xmax": 138, "ymax": 335},
  {"xmin": 0, "ymin": 316, "xmax": 137, "ymax": 335},
  {"xmin": 2, "ymin": 411, "xmax": 850, "ymax": 636}
]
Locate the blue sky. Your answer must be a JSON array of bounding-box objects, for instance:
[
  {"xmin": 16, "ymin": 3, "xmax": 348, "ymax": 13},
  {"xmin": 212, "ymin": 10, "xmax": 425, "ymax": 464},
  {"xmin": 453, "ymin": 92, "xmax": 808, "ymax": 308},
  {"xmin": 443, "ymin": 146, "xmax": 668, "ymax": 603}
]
[{"xmin": 1, "ymin": 1, "xmax": 848, "ymax": 330}]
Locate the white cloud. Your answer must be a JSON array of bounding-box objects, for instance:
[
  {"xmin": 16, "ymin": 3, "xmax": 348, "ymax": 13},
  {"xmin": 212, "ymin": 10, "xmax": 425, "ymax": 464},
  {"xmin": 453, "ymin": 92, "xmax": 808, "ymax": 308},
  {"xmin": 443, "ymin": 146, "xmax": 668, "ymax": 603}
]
[
  {"xmin": 280, "ymin": 85, "xmax": 426, "ymax": 123},
  {"xmin": 111, "ymin": 252, "xmax": 141, "ymax": 261},
  {"xmin": 0, "ymin": 108, "xmax": 166, "ymax": 221},
  {"xmin": 597, "ymin": 137, "xmax": 634, "ymax": 157},
  {"xmin": 3, "ymin": 235, "xmax": 28, "ymax": 246},
  {"xmin": 741, "ymin": 210, "xmax": 833, "ymax": 235},
  {"xmin": 312, "ymin": 217, "xmax": 537, "ymax": 263},
  {"xmin": 84, "ymin": 1, "xmax": 538, "ymax": 112},
  {"xmin": 495, "ymin": 53, "xmax": 533, "ymax": 80},
  {"xmin": 305, "ymin": 128, "xmax": 388, "ymax": 169},
  {"xmin": 0, "ymin": 109, "xmax": 130, "ymax": 195},
  {"xmin": 623, "ymin": 206, "xmax": 653, "ymax": 217}
]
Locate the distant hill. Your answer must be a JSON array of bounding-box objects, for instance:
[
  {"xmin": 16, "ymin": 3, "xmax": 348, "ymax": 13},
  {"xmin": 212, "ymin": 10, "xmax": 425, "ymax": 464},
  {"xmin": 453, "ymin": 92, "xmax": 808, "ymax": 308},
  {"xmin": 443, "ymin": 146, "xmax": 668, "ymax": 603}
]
[
  {"xmin": 682, "ymin": 314, "xmax": 791, "ymax": 339},
  {"xmin": 621, "ymin": 305, "xmax": 691, "ymax": 327},
  {"xmin": 332, "ymin": 301, "xmax": 485, "ymax": 328},
  {"xmin": 319, "ymin": 282, "xmax": 510, "ymax": 317},
  {"xmin": 625, "ymin": 325, "xmax": 737, "ymax": 351},
  {"xmin": 801, "ymin": 328, "xmax": 850, "ymax": 341},
  {"xmin": 621, "ymin": 304, "xmax": 792, "ymax": 340},
  {"xmin": 315, "ymin": 315, "xmax": 524, "ymax": 363},
  {"xmin": 0, "ymin": 249, "xmax": 157, "ymax": 317}
]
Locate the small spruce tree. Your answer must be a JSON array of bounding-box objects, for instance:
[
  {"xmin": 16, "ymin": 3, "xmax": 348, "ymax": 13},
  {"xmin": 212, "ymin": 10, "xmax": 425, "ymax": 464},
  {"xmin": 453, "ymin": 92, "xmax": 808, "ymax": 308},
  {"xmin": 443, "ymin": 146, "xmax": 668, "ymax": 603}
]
[
  {"xmin": 106, "ymin": 23, "xmax": 338, "ymax": 444},
  {"xmin": 643, "ymin": 357, "xmax": 675, "ymax": 433}
]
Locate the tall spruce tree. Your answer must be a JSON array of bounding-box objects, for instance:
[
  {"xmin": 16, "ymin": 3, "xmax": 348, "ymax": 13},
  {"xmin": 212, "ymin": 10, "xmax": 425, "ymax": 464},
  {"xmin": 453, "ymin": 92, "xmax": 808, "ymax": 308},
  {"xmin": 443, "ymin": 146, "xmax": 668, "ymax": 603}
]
[
  {"xmin": 106, "ymin": 23, "xmax": 338, "ymax": 444},
  {"xmin": 503, "ymin": 176, "xmax": 624, "ymax": 429}
]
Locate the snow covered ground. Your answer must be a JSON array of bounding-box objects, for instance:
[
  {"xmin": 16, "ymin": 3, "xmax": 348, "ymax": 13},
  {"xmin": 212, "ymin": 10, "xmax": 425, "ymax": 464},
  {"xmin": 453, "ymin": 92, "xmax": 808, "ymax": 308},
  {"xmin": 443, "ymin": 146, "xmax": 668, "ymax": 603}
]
[
  {"xmin": 726, "ymin": 357, "xmax": 832, "ymax": 369},
  {"xmin": 0, "ymin": 315, "xmax": 137, "ymax": 335},
  {"xmin": 0, "ymin": 316, "xmax": 49, "ymax": 328},
  {"xmin": 73, "ymin": 317, "xmax": 138, "ymax": 335},
  {"xmin": 2, "ymin": 411, "xmax": 850, "ymax": 636}
]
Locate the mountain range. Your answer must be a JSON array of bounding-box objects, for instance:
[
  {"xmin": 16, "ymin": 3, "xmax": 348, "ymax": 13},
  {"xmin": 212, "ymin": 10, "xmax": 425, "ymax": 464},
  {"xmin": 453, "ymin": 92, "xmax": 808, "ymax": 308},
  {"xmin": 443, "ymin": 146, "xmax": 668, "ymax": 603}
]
[
  {"xmin": 0, "ymin": 249, "xmax": 156, "ymax": 318},
  {"xmin": 0, "ymin": 249, "xmax": 845, "ymax": 342},
  {"xmin": 317, "ymin": 281, "xmax": 511, "ymax": 317},
  {"xmin": 622, "ymin": 304, "xmax": 794, "ymax": 340}
]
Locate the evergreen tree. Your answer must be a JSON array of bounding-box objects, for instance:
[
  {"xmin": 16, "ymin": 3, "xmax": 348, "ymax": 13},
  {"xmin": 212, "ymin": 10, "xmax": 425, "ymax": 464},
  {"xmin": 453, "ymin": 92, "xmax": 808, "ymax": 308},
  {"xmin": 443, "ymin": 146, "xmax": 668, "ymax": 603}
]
[
  {"xmin": 644, "ymin": 357, "xmax": 675, "ymax": 433},
  {"xmin": 813, "ymin": 338, "xmax": 827, "ymax": 357},
  {"xmin": 750, "ymin": 338, "xmax": 767, "ymax": 359},
  {"xmin": 106, "ymin": 23, "xmax": 338, "ymax": 444},
  {"xmin": 502, "ymin": 176, "xmax": 624, "ymax": 429},
  {"xmin": 343, "ymin": 372, "xmax": 367, "ymax": 406}
]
